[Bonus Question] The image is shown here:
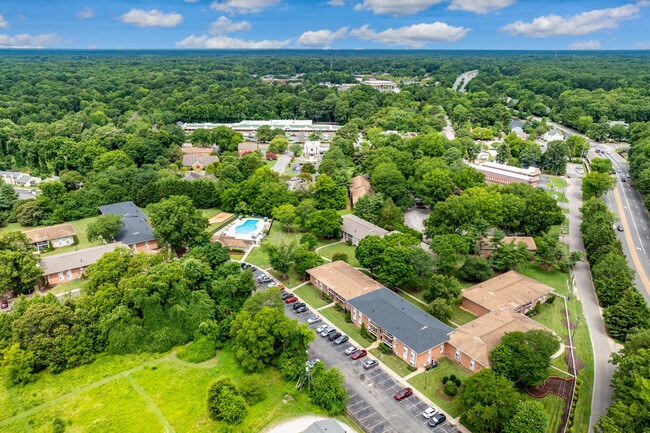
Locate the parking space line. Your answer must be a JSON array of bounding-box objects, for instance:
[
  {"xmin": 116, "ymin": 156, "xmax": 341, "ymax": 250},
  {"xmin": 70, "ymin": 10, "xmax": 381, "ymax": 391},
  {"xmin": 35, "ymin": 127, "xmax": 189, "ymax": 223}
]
[
  {"xmin": 347, "ymin": 400, "xmax": 365, "ymax": 409},
  {"xmin": 365, "ymin": 419, "xmax": 388, "ymax": 430}
]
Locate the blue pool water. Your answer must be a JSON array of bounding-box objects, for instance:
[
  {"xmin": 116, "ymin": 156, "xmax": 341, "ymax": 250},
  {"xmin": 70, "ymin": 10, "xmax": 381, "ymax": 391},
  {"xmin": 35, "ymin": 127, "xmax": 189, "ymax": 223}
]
[{"xmin": 235, "ymin": 219, "xmax": 259, "ymax": 235}]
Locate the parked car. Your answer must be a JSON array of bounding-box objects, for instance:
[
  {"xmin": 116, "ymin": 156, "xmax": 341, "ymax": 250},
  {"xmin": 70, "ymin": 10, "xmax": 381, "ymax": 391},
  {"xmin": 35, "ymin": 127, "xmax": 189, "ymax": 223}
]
[
  {"xmin": 267, "ymin": 282, "xmax": 279, "ymax": 288},
  {"xmin": 296, "ymin": 306, "xmax": 308, "ymax": 313},
  {"xmin": 618, "ymin": 225, "xmax": 624, "ymax": 232},
  {"xmin": 293, "ymin": 302, "xmax": 306, "ymax": 310},
  {"xmin": 249, "ymin": 266, "xmax": 257, "ymax": 271},
  {"xmin": 428, "ymin": 414, "xmax": 447, "ymax": 427},
  {"xmin": 622, "ymin": 178, "xmax": 626, "ymax": 182},
  {"xmin": 306, "ymin": 359, "xmax": 321, "ymax": 369},
  {"xmin": 316, "ymin": 324, "xmax": 328, "ymax": 333},
  {"xmin": 328, "ymin": 332, "xmax": 342, "ymax": 341},
  {"xmin": 0, "ymin": 300, "xmax": 8, "ymax": 309},
  {"xmin": 394, "ymin": 387, "xmax": 413, "ymax": 401},
  {"xmin": 324, "ymin": 329, "xmax": 338, "ymax": 339},
  {"xmin": 320, "ymin": 326, "xmax": 334, "ymax": 337},
  {"xmin": 285, "ymin": 296, "xmax": 298, "ymax": 303},
  {"xmin": 422, "ymin": 407, "xmax": 438, "ymax": 419},
  {"xmin": 351, "ymin": 350, "xmax": 367, "ymax": 360},
  {"xmin": 363, "ymin": 359, "xmax": 378, "ymax": 370},
  {"xmin": 277, "ymin": 284, "xmax": 285, "ymax": 290},
  {"xmin": 334, "ymin": 335, "xmax": 349, "ymax": 345},
  {"xmin": 307, "ymin": 315, "xmax": 321, "ymax": 324},
  {"xmin": 344, "ymin": 346, "xmax": 358, "ymax": 356},
  {"xmin": 282, "ymin": 293, "xmax": 293, "ymax": 300}
]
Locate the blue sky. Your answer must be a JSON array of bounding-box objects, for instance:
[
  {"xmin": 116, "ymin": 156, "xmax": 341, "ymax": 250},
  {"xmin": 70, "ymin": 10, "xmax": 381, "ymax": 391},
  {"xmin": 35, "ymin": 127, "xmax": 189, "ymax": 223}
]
[{"xmin": 0, "ymin": 0, "xmax": 649, "ymax": 49}]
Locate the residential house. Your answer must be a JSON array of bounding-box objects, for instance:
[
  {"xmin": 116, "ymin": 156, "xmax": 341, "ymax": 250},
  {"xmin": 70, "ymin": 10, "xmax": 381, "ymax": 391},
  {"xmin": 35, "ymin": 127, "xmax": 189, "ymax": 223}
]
[
  {"xmin": 349, "ymin": 288, "xmax": 454, "ymax": 368},
  {"xmin": 340, "ymin": 214, "xmax": 389, "ymax": 246},
  {"xmin": 238, "ymin": 142, "xmax": 259, "ymax": 156},
  {"xmin": 460, "ymin": 271, "xmax": 554, "ymax": 317},
  {"xmin": 40, "ymin": 243, "xmax": 124, "ymax": 285},
  {"xmin": 479, "ymin": 236, "xmax": 537, "ymax": 259},
  {"xmin": 348, "ymin": 175, "xmax": 374, "ymax": 207},
  {"xmin": 0, "ymin": 170, "xmax": 41, "ymax": 187},
  {"xmin": 307, "ymin": 260, "xmax": 383, "ymax": 307},
  {"xmin": 24, "ymin": 224, "xmax": 76, "ymax": 250},
  {"xmin": 180, "ymin": 147, "xmax": 215, "ymax": 157},
  {"xmin": 444, "ymin": 309, "xmax": 549, "ymax": 372},
  {"xmin": 181, "ymin": 155, "xmax": 219, "ymax": 170},
  {"xmin": 303, "ymin": 419, "xmax": 347, "ymax": 433},
  {"xmin": 542, "ymin": 129, "xmax": 565, "ymax": 142},
  {"xmin": 98, "ymin": 201, "xmax": 158, "ymax": 253},
  {"xmin": 468, "ymin": 161, "xmax": 541, "ymax": 187}
]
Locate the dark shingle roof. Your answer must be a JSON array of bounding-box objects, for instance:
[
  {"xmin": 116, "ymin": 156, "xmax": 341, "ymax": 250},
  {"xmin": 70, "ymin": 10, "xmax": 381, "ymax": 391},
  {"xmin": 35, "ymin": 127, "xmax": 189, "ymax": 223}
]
[
  {"xmin": 349, "ymin": 288, "xmax": 453, "ymax": 354},
  {"xmin": 303, "ymin": 419, "xmax": 346, "ymax": 433},
  {"xmin": 98, "ymin": 201, "xmax": 155, "ymax": 244}
]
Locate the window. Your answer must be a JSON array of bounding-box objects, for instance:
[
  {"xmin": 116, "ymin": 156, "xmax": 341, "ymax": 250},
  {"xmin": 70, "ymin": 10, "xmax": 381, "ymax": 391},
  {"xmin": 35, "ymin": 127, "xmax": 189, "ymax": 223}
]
[
  {"xmin": 440, "ymin": 343, "xmax": 444, "ymax": 354},
  {"xmin": 352, "ymin": 309, "xmax": 356, "ymax": 321},
  {"xmin": 410, "ymin": 351, "xmax": 415, "ymax": 366},
  {"xmin": 403, "ymin": 347, "xmax": 408, "ymax": 360},
  {"xmin": 145, "ymin": 241, "xmax": 149, "ymax": 250},
  {"xmin": 470, "ymin": 358, "xmax": 475, "ymax": 371},
  {"xmin": 58, "ymin": 238, "xmax": 64, "ymax": 247},
  {"xmin": 427, "ymin": 350, "xmax": 431, "ymax": 363},
  {"xmin": 58, "ymin": 271, "xmax": 65, "ymax": 282},
  {"xmin": 455, "ymin": 348, "xmax": 461, "ymax": 361},
  {"xmin": 358, "ymin": 313, "xmax": 362, "ymax": 326},
  {"xmin": 66, "ymin": 270, "xmax": 73, "ymax": 280}
]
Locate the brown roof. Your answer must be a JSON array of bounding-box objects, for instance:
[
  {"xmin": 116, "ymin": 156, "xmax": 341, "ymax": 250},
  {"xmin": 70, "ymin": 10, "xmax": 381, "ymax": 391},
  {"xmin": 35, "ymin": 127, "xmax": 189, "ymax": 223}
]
[
  {"xmin": 447, "ymin": 309, "xmax": 550, "ymax": 368},
  {"xmin": 307, "ymin": 260, "xmax": 383, "ymax": 301},
  {"xmin": 180, "ymin": 147, "xmax": 214, "ymax": 156},
  {"xmin": 481, "ymin": 236, "xmax": 537, "ymax": 251},
  {"xmin": 461, "ymin": 271, "xmax": 554, "ymax": 313},
  {"xmin": 349, "ymin": 175, "xmax": 374, "ymax": 205},
  {"xmin": 24, "ymin": 224, "xmax": 76, "ymax": 243},
  {"xmin": 238, "ymin": 142, "xmax": 259, "ymax": 151}
]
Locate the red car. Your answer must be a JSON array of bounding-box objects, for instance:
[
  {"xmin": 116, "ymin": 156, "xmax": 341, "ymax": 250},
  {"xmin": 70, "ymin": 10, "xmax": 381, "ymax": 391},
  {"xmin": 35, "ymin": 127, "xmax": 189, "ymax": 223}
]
[
  {"xmin": 284, "ymin": 296, "xmax": 298, "ymax": 303},
  {"xmin": 395, "ymin": 387, "xmax": 413, "ymax": 401},
  {"xmin": 351, "ymin": 350, "xmax": 367, "ymax": 360},
  {"xmin": 0, "ymin": 300, "xmax": 8, "ymax": 309}
]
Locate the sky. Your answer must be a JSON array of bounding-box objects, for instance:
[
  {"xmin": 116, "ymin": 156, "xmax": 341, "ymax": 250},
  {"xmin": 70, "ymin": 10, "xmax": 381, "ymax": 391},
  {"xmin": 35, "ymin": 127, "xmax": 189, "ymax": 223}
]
[{"xmin": 0, "ymin": 0, "xmax": 649, "ymax": 50}]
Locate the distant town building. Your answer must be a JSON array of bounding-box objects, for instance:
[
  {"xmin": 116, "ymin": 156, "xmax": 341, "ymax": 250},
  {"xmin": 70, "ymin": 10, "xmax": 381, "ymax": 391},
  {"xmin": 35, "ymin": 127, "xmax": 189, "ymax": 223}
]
[
  {"xmin": 542, "ymin": 128, "xmax": 564, "ymax": 142},
  {"xmin": 181, "ymin": 155, "xmax": 219, "ymax": 170},
  {"xmin": 303, "ymin": 140, "xmax": 330, "ymax": 157},
  {"xmin": 340, "ymin": 214, "xmax": 389, "ymax": 246},
  {"xmin": 0, "ymin": 170, "xmax": 41, "ymax": 187},
  {"xmin": 469, "ymin": 161, "xmax": 541, "ymax": 187},
  {"xmin": 179, "ymin": 147, "xmax": 216, "ymax": 157},
  {"xmin": 24, "ymin": 224, "xmax": 76, "ymax": 250},
  {"xmin": 238, "ymin": 142, "xmax": 260, "ymax": 156},
  {"xmin": 181, "ymin": 120, "xmax": 340, "ymax": 143}
]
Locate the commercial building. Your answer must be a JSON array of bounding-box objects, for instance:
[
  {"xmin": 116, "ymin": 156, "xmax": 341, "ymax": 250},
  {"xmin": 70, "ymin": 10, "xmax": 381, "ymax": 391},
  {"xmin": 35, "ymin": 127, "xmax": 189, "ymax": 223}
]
[
  {"xmin": 349, "ymin": 288, "xmax": 454, "ymax": 368},
  {"xmin": 98, "ymin": 201, "xmax": 158, "ymax": 253},
  {"xmin": 469, "ymin": 161, "xmax": 541, "ymax": 187},
  {"xmin": 303, "ymin": 140, "xmax": 330, "ymax": 157},
  {"xmin": 460, "ymin": 271, "xmax": 554, "ymax": 317},
  {"xmin": 40, "ymin": 243, "xmax": 124, "ymax": 285},
  {"xmin": 182, "ymin": 120, "xmax": 341, "ymax": 143},
  {"xmin": 307, "ymin": 260, "xmax": 383, "ymax": 307},
  {"xmin": 340, "ymin": 214, "xmax": 389, "ymax": 246},
  {"xmin": 348, "ymin": 175, "xmax": 374, "ymax": 207},
  {"xmin": 24, "ymin": 224, "xmax": 76, "ymax": 250}
]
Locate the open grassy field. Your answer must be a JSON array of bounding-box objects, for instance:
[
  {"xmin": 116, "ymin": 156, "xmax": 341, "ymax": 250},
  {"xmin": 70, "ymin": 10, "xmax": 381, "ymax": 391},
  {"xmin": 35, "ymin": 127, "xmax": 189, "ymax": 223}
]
[
  {"xmin": 245, "ymin": 246, "xmax": 272, "ymax": 268},
  {"xmin": 0, "ymin": 346, "xmax": 351, "ymax": 433},
  {"xmin": 449, "ymin": 307, "xmax": 477, "ymax": 327},
  {"xmin": 520, "ymin": 263, "xmax": 570, "ymax": 296},
  {"xmin": 317, "ymin": 243, "xmax": 361, "ymax": 267},
  {"xmin": 407, "ymin": 358, "xmax": 470, "ymax": 418},
  {"xmin": 48, "ymin": 279, "xmax": 86, "ymax": 295},
  {"xmin": 369, "ymin": 349, "xmax": 412, "ymax": 377},
  {"xmin": 294, "ymin": 283, "xmax": 331, "ymax": 310},
  {"xmin": 265, "ymin": 223, "xmax": 337, "ymax": 248}
]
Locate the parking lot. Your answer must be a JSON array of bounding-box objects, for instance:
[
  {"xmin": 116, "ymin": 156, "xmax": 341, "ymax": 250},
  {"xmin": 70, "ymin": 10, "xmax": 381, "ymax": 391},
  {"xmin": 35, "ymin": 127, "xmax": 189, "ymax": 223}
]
[{"xmin": 284, "ymin": 300, "xmax": 462, "ymax": 433}]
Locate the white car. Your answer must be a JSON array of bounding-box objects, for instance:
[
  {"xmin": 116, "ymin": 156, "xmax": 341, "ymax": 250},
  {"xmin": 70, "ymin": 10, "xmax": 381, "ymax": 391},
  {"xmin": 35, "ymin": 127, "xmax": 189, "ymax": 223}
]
[
  {"xmin": 267, "ymin": 282, "xmax": 279, "ymax": 288},
  {"xmin": 422, "ymin": 407, "xmax": 439, "ymax": 419},
  {"xmin": 307, "ymin": 315, "xmax": 321, "ymax": 324},
  {"xmin": 344, "ymin": 346, "xmax": 358, "ymax": 355},
  {"xmin": 316, "ymin": 324, "xmax": 327, "ymax": 333}
]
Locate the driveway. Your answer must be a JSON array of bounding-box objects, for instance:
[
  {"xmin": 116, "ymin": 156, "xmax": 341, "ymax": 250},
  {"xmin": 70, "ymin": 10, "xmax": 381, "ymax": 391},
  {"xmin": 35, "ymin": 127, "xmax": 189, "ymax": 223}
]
[
  {"xmin": 404, "ymin": 207, "xmax": 430, "ymax": 234},
  {"xmin": 285, "ymin": 305, "xmax": 461, "ymax": 433},
  {"xmin": 273, "ymin": 152, "xmax": 292, "ymax": 173}
]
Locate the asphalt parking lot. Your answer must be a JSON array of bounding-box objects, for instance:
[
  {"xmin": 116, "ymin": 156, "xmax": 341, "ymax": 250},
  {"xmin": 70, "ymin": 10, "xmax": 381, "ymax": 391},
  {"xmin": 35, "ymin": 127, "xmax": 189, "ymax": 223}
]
[{"xmin": 284, "ymin": 301, "xmax": 462, "ymax": 433}]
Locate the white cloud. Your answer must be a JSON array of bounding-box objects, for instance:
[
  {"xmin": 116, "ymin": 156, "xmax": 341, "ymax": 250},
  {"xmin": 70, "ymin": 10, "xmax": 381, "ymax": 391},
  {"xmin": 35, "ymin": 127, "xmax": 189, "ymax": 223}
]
[
  {"xmin": 634, "ymin": 40, "xmax": 650, "ymax": 49},
  {"xmin": 210, "ymin": 0, "xmax": 281, "ymax": 14},
  {"xmin": 350, "ymin": 22, "xmax": 470, "ymax": 47},
  {"xmin": 17, "ymin": 15, "xmax": 27, "ymax": 21},
  {"xmin": 185, "ymin": 0, "xmax": 199, "ymax": 2},
  {"xmin": 297, "ymin": 27, "xmax": 347, "ymax": 48},
  {"xmin": 447, "ymin": 0, "xmax": 515, "ymax": 14},
  {"xmin": 209, "ymin": 16, "xmax": 251, "ymax": 35},
  {"xmin": 0, "ymin": 33, "xmax": 65, "ymax": 48},
  {"xmin": 327, "ymin": 0, "xmax": 347, "ymax": 5},
  {"xmin": 568, "ymin": 40, "xmax": 601, "ymax": 50},
  {"xmin": 118, "ymin": 9, "xmax": 183, "ymax": 27},
  {"xmin": 500, "ymin": 3, "xmax": 647, "ymax": 37},
  {"xmin": 175, "ymin": 34, "xmax": 290, "ymax": 48},
  {"xmin": 0, "ymin": 15, "xmax": 9, "ymax": 29},
  {"xmin": 77, "ymin": 7, "xmax": 95, "ymax": 20},
  {"xmin": 353, "ymin": 0, "xmax": 445, "ymax": 16}
]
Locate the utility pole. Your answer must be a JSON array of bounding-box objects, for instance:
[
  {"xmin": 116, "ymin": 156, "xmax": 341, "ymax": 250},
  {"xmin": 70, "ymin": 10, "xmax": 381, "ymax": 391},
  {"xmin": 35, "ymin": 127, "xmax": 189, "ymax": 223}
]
[{"xmin": 571, "ymin": 315, "xmax": 582, "ymax": 342}]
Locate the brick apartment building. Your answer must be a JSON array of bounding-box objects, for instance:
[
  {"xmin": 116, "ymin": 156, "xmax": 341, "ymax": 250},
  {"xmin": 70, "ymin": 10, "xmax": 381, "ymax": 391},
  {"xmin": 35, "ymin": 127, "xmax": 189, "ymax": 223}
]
[
  {"xmin": 24, "ymin": 224, "xmax": 76, "ymax": 250},
  {"xmin": 98, "ymin": 201, "xmax": 158, "ymax": 253},
  {"xmin": 40, "ymin": 243, "xmax": 124, "ymax": 285}
]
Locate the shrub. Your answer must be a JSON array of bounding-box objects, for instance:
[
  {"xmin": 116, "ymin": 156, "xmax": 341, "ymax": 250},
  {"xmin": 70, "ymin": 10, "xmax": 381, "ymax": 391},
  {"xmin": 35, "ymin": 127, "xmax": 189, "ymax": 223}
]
[
  {"xmin": 534, "ymin": 301, "xmax": 541, "ymax": 314},
  {"xmin": 454, "ymin": 378, "xmax": 462, "ymax": 387},
  {"xmin": 331, "ymin": 252, "xmax": 348, "ymax": 263},
  {"xmin": 379, "ymin": 343, "xmax": 391, "ymax": 354},
  {"xmin": 345, "ymin": 310, "xmax": 352, "ymax": 323},
  {"xmin": 449, "ymin": 374, "xmax": 457, "ymax": 382},
  {"xmin": 458, "ymin": 256, "xmax": 494, "ymax": 282},
  {"xmin": 442, "ymin": 376, "xmax": 449, "ymax": 384},
  {"xmin": 334, "ymin": 303, "xmax": 343, "ymax": 312},
  {"xmin": 237, "ymin": 374, "xmax": 267, "ymax": 405},
  {"xmin": 407, "ymin": 365, "xmax": 417, "ymax": 372},
  {"xmin": 361, "ymin": 322, "xmax": 367, "ymax": 338},
  {"xmin": 52, "ymin": 418, "xmax": 65, "ymax": 433},
  {"xmin": 547, "ymin": 295, "xmax": 556, "ymax": 304},
  {"xmin": 207, "ymin": 376, "xmax": 248, "ymax": 424},
  {"xmin": 444, "ymin": 380, "xmax": 458, "ymax": 396},
  {"xmin": 346, "ymin": 239, "xmax": 352, "ymax": 246},
  {"xmin": 300, "ymin": 233, "xmax": 318, "ymax": 250},
  {"xmin": 176, "ymin": 336, "xmax": 216, "ymax": 363}
]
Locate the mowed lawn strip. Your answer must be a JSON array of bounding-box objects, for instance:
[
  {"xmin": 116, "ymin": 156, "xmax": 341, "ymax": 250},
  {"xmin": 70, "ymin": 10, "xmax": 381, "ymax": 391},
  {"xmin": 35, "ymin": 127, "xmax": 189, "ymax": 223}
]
[
  {"xmin": 407, "ymin": 358, "xmax": 470, "ymax": 418},
  {"xmin": 245, "ymin": 246, "xmax": 272, "ymax": 269},
  {"xmin": 319, "ymin": 306, "xmax": 372, "ymax": 349},
  {"xmin": 520, "ymin": 263, "xmax": 570, "ymax": 297},
  {"xmin": 318, "ymin": 243, "xmax": 361, "ymax": 267},
  {"xmin": 521, "ymin": 389, "xmax": 566, "ymax": 433},
  {"xmin": 294, "ymin": 284, "xmax": 331, "ymax": 310},
  {"xmin": 369, "ymin": 349, "xmax": 411, "ymax": 378},
  {"xmin": 449, "ymin": 307, "xmax": 477, "ymax": 327}
]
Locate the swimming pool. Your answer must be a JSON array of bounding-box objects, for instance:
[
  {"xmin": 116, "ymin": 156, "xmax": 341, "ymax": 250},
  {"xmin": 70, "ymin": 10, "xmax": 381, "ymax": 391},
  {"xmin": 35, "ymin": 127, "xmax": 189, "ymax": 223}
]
[{"xmin": 235, "ymin": 219, "xmax": 259, "ymax": 235}]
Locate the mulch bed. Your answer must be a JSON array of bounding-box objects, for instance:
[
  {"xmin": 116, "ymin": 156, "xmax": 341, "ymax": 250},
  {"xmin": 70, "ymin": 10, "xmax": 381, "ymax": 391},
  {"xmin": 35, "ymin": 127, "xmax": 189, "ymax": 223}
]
[
  {"xmin": 561, "ymin": 319, "xmax": 578, "ymax": 330},
  {"xmin": 435, "ymin": 380, "xmax": 455, "ymax": 402},
  {"xmin": 561, "ymin": 309, "xmax": 571, "ymax": 317},
  {"xmin": 526, "ymin": 377, "xmax": 575, "ymax": 433},
  {"xmin": 564, "ymin": 347, "xmax": 585, "ymax": 375}
]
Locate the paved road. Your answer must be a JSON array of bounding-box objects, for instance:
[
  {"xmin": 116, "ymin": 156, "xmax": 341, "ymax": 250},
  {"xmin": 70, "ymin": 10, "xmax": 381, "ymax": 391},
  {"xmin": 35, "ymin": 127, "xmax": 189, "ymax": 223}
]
[
  {"xmin": 404, "ymin": 207, "xmax": 430, "ymax": 233},
  {"xmin": 452, "ymin": 70, "xmax": 478, "ymax": 93},
  {"xmin": 566, "ymin": 164, "xmax": 619, "ymax": 431},
  {"xmin": 442, "ymin": 115, "xmax": 455, "ymax": 140},
  {"xmin": 273, "ymin": 152, "xmax": 292, "ymax": 173},
  {"xmin": 285, "ymin": 304, "xmax": 459, "ymax": 433}
]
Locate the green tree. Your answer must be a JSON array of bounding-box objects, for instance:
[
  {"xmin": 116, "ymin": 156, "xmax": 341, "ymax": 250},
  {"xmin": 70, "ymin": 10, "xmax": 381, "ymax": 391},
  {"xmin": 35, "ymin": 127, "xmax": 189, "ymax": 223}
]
[
  {"xmin": 313, "ymin": 174, "xmax": 347, "ymax": 210},
  {"xmin": 299, "ymin": 233, "xmax": 318, "ymax": 250},
  {"xmin": 268, "ymin": 136, "xmax": 289, "ymax": 154},
  {"xmin": 86, "ymin": 214, "xmax": 124, "ymax": 243},
  {"xmin": 355, "ymin": 235, "xmax": 385, "ymax": 277},
  {"xmin": 261, "ymin": 240, "xmax": 299, "ymax": 278},
  {"xmin": 582, "ymin": 172, "xmax": 615, "ymax": 198},
  {"xmin": 492, "ymin": 240, "xmax": 531, "ymax": 272},
  {"xmin": 147, "ymin": 195, "xmax": 208, "ymax": 250},
  {"xmin": 301, "ymin": 162, "xmax": 316, "ymax": 174},
  {"xmin": 490, "ymin": 330, "xmax": 560, "ymax": 387},
  {"xmin": 272, "ymin": 204, "xmax": 297, "ymax": 232},
  {"xmin": 376, "ymin": 198, "xmax": 404, "ymax": 231},
  {"xmin": 428, "ymin": 298, "xmax": 454, "ymax": 322},
  {"xmin": 1, "ymin": 343, "xmax": 36, "ymax": 385},
  {"xmin": 456, "ymin": 369, "xmax": 519, "ymax": 433},
  {"xmin": 0, "ymin": 231, "xmax": 42, "ymax": 294},
  {"xmin": 306, "ymin": 209, "xmax": 342, "ymax": 239},
  {"xmin": 206, "ymin": 376, "xmax": 248, "ymax": 424},
  {"xmin": 430, "ymin": 234, "xmax": 469, "ymax": 274},
  {"xmin": 371, "ymin": 163, "xmax": 412, "ymax": 208},
  {"xmin": 592, "ymin": 252, "xmax": 635, "ymax": 308},
  {"xmin": 308, "ymin": 362, "xmax": 348, "ymax": 415},
  {"xmin": 603, "ymin": 289, "xmax": 650, "ymax": 341},
  {"xmin": 458, "ymin": 256, "xmax": 494, "ymax": 282},
  {"xmin": 15, "ymin": 200, "xmax": 44, "ymax": 226},
  {"xmin": 423, "ymin": 275, "xmax": 462, "ymax": 304},
  {"xmin": 293, "ymin": 247, "xmax": 326, "ymax": 277},
  {"xmin": 242, "ymin": 288, "xmax": 285, "ymax": 316},
  {"xmin": 591, "ymin": 158, "xmax": 614, "ymax": 173},
  {"xmin": 409, "ymin": 247, "xmax": 437, "ymax": 290},
  {"xmin": 503, "ymin": 401, "xmax": 548, "ymax": 433},
  {"xmin": 415, "ymin": 169, "xmax": 456, "ymax": 205},
  {"xmin": 230, "ymin": 308, "xmax": 282, "ymax": 372},
  {"xmin": 535, "ymin": 232, "xmax": 563, "ymax": 271},
  {"xmin": 378, "ymin": 246, "xmax": 413, "ymax": 288}
]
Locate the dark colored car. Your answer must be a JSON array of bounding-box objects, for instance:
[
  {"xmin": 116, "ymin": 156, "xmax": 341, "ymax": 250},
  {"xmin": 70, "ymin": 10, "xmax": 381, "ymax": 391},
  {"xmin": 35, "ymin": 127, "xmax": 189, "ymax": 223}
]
[
  {"xmin": 363, "ymin": 359, "xmax": 378, "ymax": 370},
  {"xmin": 296, "ymin": 306, "xmax": 308, "ymax": 313},
  {"xmin": 351, "ymin": 350, "xmax": 367, "ymax": 360},
  {"xmin": 324, "ymin": 329, "xmax": 338, "ymax": 339},
  {"xmin": 282, "ymin": 293, "xmax": 293, "ymax": 300},
  {"xmin": 293, "ymin": 302, "xmax": 306, "ymax": 310},
  {"xmin": 285, "ymin": 296, "xmax": 298, "ymax": 303},
  {"xmin": 0, "ymin": 300, "xmax": 8, "ymax": 309},
  {"xmin": 334, "ymin": 335, "xmax": 349, "ymax": 345},
  {"xmin": 428, "ymin": 414, "xmax": 447, "ymax": 427},
  {"xmin": 618, "ymin": 225, "xmax": 624, "ymax": 232},
  {"xmin": 394, "ymin": 387, "xmax": 413, "ymax": 401},
  {"xmin": 328, "ymin": 332, "xmax": 342, "ymax": 341}
]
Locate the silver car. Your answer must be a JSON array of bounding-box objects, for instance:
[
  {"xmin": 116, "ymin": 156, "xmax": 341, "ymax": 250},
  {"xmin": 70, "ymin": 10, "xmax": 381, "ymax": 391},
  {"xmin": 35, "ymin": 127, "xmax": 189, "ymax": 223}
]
[
  {"xmin": 307, "ymin": 315, "xmax": 321, "ymax": 324},
  {"xmin": 320, "ymin": 326, "xmax": 334, "ymax": 337},
  {"xmin": 344, "ymin": 346, "xmax": 358, "ymax": 355}
]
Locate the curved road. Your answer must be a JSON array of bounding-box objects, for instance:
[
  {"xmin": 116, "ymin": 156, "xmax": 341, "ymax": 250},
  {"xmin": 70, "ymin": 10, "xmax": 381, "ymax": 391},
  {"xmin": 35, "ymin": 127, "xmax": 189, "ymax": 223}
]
[{"xmin": 452, "ymin": 70, "xmax": 478, "ymax": 93}]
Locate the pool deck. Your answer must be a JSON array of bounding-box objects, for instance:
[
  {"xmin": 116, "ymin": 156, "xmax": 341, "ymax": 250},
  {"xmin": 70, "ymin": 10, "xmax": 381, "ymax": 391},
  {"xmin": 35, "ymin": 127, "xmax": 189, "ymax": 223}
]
[{"xmin": 212, "ymin": 217, "xmax": 271, "ymax": 248}]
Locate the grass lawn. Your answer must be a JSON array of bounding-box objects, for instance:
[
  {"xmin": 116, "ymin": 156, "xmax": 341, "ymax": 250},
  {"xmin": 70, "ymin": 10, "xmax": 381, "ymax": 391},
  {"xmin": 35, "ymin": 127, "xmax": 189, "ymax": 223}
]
[
  {"xmin": 520, "ymin": 263, "xmax": 570, "ymax": 296},
  {"xmin": 546, "ymin": 190, "xmax": 569, "ymax": 203},
  {"xmin": 320, "ymin": 306, "xmax": 372, "ymax": 349},
  {"xmin": 318, "ymin": 243, "xmax": 361, "ymax": 267},
  {"xmin": 449, "ymin": 307, "xmax": 477, "ymax": 327},
  {"xmin": 229, "ymin": 253, "xmax": 244, "ymax": 261},
  {"xmin": 1, "ymin": 346, "xmax": 353, "ymax": 433},
  {"xmin": 547, "ymin": 176, "xmax": 568, "ymax": 189},
  {"xmin": 48, "ymin": 279, "xmax": 86, "ymax": 296},
  {"xmin": 369, "ymin": 349, "xmax": 412, "ymax": 377},
  {"xmin": 40, "ymin": 216, "xmax": 104, "ymax": 258},
  {"xmin": 0, "ymin": 222, "xmax": 22, "ymax": 234},
  {"xmin": 337, "ymin": 209, "xmax": 353, "ymax": 216},
  {"xmin": 407, "ymin": 358, "xmax": 470, "ymax": 418},
  {"xmin": 263, "ymin": 159, "xmax": 278, "ymax": 168},
  {"xmin": 294, "ymin": 284, "xmax": 331, "ymax": 309},
  {"xmin": 265, "ymin": 224, "xmax": 337, "ymax": 248},
  {"xmin": 245, "ymin": 246, "xmax": 272, "ymax": 269},
  {"xmin": 401, "ymin": 286, "xmax": 427, "ymax": 302},
  {"xmin": 520, "ymin": 388, "xmax": 566, "ymax": 433},
  {"xmin": 201, "ymin": 208, "xmax": 222, "ymax": 220},
  {"xmin": 269, "ymin": 268, "xmax": 306, "ymax": 289}
]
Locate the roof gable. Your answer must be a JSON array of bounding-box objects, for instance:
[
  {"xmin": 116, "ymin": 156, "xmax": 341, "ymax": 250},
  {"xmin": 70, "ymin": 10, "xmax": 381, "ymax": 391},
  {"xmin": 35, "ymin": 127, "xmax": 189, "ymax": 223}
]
[{"xmin": 462, "ymin": 271, "xmax": 554, "ymax": 312}]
